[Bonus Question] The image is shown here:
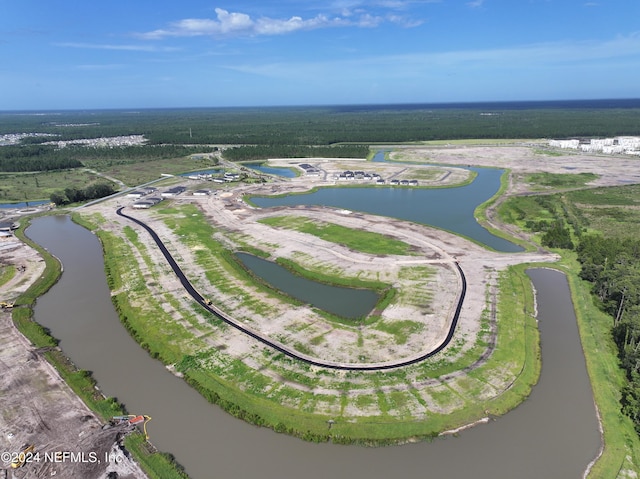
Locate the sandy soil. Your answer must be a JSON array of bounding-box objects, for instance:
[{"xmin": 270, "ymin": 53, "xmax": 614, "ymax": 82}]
[
  {"xmin": 391, "ymin": 145, "xmax": 640, "ymax": 192},
  {"xmin": 0, "ymin": 236, "xmax": 147, "ymax": 478}
]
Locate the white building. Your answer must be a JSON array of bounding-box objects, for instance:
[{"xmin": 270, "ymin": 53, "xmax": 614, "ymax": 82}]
[
  {"xmin": 549, "ymin": 139, "xmax": 580, "ymax": 149},
  {"xmin": 550, "ymin": 136, "xmax": 640, "ymax": 155}
]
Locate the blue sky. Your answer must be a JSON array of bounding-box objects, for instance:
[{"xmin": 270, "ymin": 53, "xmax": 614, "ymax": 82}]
[{"xmin": 1, "ymin": 1, "xmax": 639, "ymax": 109}]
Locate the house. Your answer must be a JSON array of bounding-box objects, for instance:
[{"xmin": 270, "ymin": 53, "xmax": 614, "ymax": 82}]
[
  {"xmin": 132, "ymin": 197, "xmax": 163, "ymax": 208},
  {"xmin": 0, "ymin": 221, "xmax": 15, "ymax": 232},
  {"xmin": 161, "ymin": 186, "xmax": 186, "ymax": 197}
]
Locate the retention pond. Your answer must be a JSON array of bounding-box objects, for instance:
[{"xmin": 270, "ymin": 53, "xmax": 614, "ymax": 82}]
[
  {"xmin": 250, "ymin": 167, "xmax": 523, "ymax": 253},
  {"xmin": 236, "ymin": 252, "xmax": 379, "ymax": 319}
]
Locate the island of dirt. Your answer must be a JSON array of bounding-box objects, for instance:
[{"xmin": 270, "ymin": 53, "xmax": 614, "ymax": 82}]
[{"xmin": 80, "ymin": 152, "xmax": 557, "ymax": 428}]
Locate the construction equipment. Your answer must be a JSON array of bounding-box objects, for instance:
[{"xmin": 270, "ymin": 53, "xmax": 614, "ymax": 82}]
[
  {"xmin": 11, "ymin": 444, "xmax": 35, "ymax": 469},
  {"xmin": 114, "ymin": 414, "xmax": 152, "ymax": 441}
]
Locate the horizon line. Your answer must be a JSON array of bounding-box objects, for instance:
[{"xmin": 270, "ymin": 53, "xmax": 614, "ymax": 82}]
[{"xmin": 2, "ymin": 97, "xmax": 640, "ymax": 114}]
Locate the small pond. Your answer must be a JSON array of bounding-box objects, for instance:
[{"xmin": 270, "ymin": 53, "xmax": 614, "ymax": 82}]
[
  {"xmin": 236, "ymin": 252, "xmax": 380, "ymax": 319},
  {"xmin": 246, "ymin": 163, "xmax": 298, "ymax": 178}
]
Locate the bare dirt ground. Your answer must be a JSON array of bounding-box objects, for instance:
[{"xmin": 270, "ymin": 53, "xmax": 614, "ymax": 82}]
[
  {"xmin": 391, "ymin": 145, "xmax": 640, "ymax": 192},
  {"xmin": 0, "ymin": 237, "xmax": 147, "ymax": 478}
]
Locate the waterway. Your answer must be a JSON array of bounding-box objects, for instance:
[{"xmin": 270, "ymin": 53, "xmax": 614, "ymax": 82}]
[
  {"xmin": 246, "ymin": 163, "xmax": 298, "ymax": 178},
  {"xmin": 250, "ymin": 167, "xmax": 523, "ymax": 253},
  {"xmin": 26, "ymin": 216, "xmax": 601, "ymax": 479},
  {"xmin": 236, "ymin": 252, "xmax": 379, "ymax": 319},
  {"xmin": 0, "ymin": 199, "xmax": 49, "ymax": 209}
]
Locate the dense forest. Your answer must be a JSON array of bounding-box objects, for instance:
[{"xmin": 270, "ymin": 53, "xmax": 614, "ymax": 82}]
[
  {"xmin": 2, "ymin": 103, "xmax": 639, "ymax": 175},
  {"xmin": 0, "ymin": 145, "xmax": 83, "ymax": 172},
  {"xmin": 223, "ymin": 144, "xmax": 369, "ymax": 161},
  {"xmin": 577, "ymin": 236, "xmax": 640, "ymax": 433},
  {"xmin": 0, "ymin": 144, "xmax": 213, "ymax": 172},
  {"xmin": 2, "ymin": 101, "xmax": 640, "ymax": 146}
]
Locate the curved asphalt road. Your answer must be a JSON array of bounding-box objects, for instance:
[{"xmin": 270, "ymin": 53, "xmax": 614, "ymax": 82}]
[{"xmin": 116, "ymin": 206, "xmax": 467, "ymax": 371}]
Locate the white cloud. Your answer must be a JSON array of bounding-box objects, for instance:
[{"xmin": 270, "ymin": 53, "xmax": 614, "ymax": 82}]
[{"xmin": 137, "ymin": 7, "xmax": 417, "ymax": 40}]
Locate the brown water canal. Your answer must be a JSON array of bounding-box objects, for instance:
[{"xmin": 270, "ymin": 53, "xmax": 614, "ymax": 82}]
[{"xmin": 27, "ymin": 215, "xmax": 601, "ymax": 479}]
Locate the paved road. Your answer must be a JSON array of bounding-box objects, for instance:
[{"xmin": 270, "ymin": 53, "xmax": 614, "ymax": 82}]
[{"xmin": 116, "ymin": 206, "xmax": 467, "ymax": 371}]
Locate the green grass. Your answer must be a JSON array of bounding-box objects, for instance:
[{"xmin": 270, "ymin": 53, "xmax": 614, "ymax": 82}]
[
  {"xmin": 375, "ymin": 320, "xmax": 423, "ymax": 344},
  {"xmin": 474, "ymin": 169, "xmax": 534, "ymax": 252},
  {"xmin": 12, "ymin": 221, "xmax": 62, "ymax": 306},
  {"xmin": 258, "ymin": 215, "xmax": 416, "ymax": 256},
  {"xmin": 532, "ymin": 148, "xmax": 565, "ymax": 156},
  {"xmin": 0, "ymin": 264, "xmax": 16, "ymax": 287},
  {"xmin": 11, "ymin": 307, "xmax": 58, "ymax": 348},
  {"xmin": 82, "ymin": 155, "xmax": 218, "ymax": 187},
  {"xmin": 0, "ymin": 169, "xmax": 118, "ymax": 203},
  {"xmin": 124, "ymin": 434, "xmax": 189, "ymax": 479},
  {"xmin": 524, "ymin": 172, "xmax": 599, "ymax": 191},
  {"xmin": 499, "ymin": 183, "xmax": 640, "ymax": 241},
  {"xmin": 100, "ymin": 227, "xmax": 205, "ymax": 363}
]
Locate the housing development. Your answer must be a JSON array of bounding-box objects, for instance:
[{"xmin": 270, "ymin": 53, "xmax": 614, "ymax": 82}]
[{"xmin": 0, "ymin": 104, "xmax": 639, "ymax": 479}]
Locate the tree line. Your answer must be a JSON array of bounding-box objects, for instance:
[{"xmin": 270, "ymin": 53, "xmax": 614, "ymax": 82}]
[
  {"xmin": 576, "ymin": 236, "xmax": 640, "ymax": 433},
  {"xmin": 50, "ymin": 183, "xmax": 116, "ymax": 205},
  {"xmin": 3, "ymin": 105, "xmax": 639, "ymax": 146},
  {"xmin": 0, "ymin": 145, "xmax": 83, "ymax": 172},
  {"xmin": 223, "ymin": 144, "xmax": 369, "ymax": 161},
  {"xmin": 0, "ymin": 144, "xmax": 212, "ymax": 172}
]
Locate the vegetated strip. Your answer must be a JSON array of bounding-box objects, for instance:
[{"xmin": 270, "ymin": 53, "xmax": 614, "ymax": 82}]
[{"xmin": 116, "ymin": 207, "xmax": 466, "ymax": 371}]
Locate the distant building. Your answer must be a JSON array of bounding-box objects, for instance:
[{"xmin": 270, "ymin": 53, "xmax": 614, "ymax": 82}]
[
  {"xmin": 132, "ymin": 197, "xmax": 163, "ymax": 209},
  {"xmin": 550, "ymin": 136, "xmax": 640, "ymax": 155},
  {"xmin": 0, "ymin": 221, "xmax": 15, "ymax": 232},
  {"xmin": 161, "ymin": 186, "xmax": 186, "ymax": 197}
]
